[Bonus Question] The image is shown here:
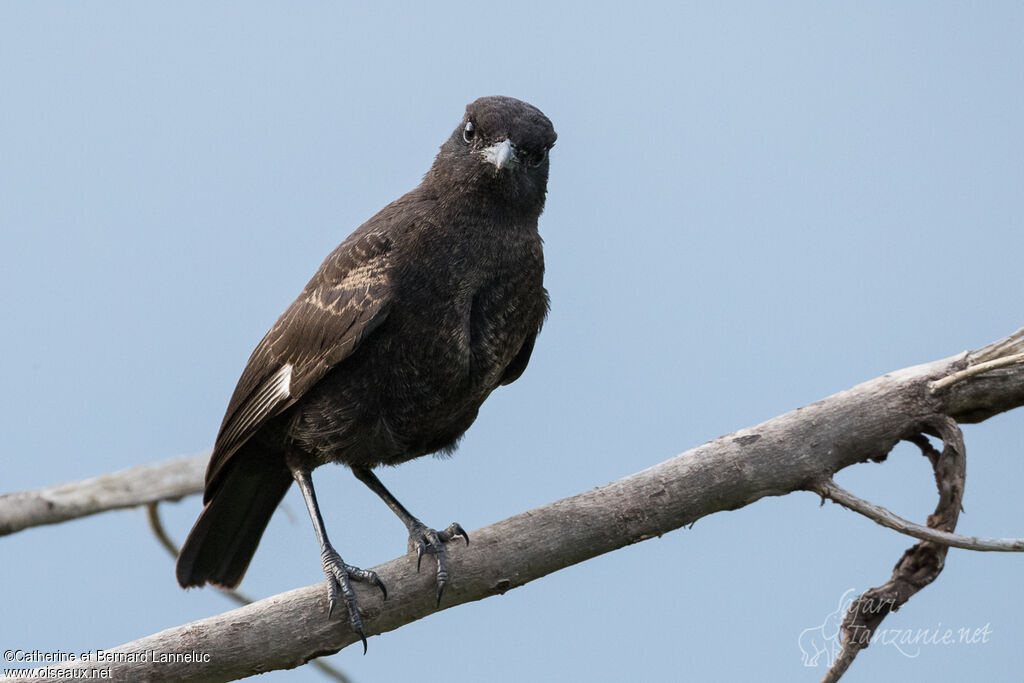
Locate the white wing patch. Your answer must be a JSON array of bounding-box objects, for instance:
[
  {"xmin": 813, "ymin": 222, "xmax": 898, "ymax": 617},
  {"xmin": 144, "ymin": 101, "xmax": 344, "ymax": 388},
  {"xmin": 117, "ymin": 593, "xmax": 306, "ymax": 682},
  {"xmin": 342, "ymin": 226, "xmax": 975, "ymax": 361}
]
[{"xmin": 218, "ymin": 364, "xmax": 293, "ymax": 454}]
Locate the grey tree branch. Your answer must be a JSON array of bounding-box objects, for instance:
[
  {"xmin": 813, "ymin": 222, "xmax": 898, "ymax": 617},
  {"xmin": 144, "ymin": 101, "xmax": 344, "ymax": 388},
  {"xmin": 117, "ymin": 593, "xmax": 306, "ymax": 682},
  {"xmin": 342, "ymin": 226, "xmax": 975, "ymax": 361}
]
[
  {"xmin": 813, "ymin": 478, "xmax": 1024, "ymax": 552},
  {"xmin": 0, "ymin": 453, "xmax": 208, "ymax": 536},
  {"xmin": 821, "ymin": 417, "xmax": 966, "ymax": 682},
  {"xmin": 18, "ymin": 328, "xmax": 1024, "ymax": 682}
]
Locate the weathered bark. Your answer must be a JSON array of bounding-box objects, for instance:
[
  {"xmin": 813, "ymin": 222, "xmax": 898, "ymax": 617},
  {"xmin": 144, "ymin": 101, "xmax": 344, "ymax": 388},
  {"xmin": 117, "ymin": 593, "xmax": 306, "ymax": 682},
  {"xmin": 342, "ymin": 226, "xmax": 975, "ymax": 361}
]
[
  {"xmin": 0, "ymin": 453, "xmax": 207, "ymax": 536},
  {"xmin": 820, "ymin": 418, "xmax": 966, "ymax": 682},
  {"xmin": 16, "ymin": 329, "xmax": 1024, "ymax": 682}
]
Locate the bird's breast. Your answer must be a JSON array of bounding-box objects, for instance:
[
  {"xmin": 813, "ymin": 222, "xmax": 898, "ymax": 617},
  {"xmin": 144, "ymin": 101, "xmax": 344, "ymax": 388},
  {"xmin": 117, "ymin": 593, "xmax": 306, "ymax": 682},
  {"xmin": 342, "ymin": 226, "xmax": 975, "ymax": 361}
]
[{"xmin": 290, "ymin": 222, "xmax": 544, "ymax": 467}]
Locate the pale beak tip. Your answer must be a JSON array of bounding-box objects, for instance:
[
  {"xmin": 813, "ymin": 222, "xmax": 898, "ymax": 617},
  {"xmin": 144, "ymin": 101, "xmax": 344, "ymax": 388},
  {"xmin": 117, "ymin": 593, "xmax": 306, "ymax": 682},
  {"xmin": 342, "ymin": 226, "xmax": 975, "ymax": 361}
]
[{"xmin": 482, "ymin": 139, "xmax": 517, "ymax": 170}]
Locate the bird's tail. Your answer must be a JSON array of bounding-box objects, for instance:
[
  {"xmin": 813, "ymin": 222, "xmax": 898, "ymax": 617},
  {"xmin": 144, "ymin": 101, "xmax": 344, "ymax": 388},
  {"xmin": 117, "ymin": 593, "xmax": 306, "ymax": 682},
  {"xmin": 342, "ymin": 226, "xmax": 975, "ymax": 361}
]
[{"xmin": 176, "ymin": 453, "xmax": 293, "ymax": 589}]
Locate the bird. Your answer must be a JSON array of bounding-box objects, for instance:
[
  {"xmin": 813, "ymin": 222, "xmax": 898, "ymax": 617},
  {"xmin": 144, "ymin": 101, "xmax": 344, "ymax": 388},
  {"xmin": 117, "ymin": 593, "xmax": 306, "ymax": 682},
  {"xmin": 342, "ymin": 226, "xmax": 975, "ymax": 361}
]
[{"xmin": 175, "ymin": 95, "xmax": 557, "ymax": 652}]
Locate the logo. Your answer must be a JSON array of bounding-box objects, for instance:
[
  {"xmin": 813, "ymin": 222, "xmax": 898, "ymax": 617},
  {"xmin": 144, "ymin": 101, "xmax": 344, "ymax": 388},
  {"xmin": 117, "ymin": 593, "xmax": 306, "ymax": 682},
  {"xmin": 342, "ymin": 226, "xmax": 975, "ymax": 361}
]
[
  {"xmin": 797, "ymin": 588, "xmax": 992, "ymax": 667},
  {"xmin": 798, "ymin": 588, "xmax": 856, "ymax": 667}
]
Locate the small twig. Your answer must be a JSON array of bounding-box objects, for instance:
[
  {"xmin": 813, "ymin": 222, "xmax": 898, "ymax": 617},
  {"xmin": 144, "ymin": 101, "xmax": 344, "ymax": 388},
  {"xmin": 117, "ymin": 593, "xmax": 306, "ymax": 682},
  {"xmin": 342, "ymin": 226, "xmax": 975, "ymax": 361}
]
[
  {"xmin": 930, "ymin": 352, "xmax": 1024, "ymax": 393},
  {"xmin": 146, "ymin": 503, "xmax": 352, "ymax": 683},
  {"xmin": 968, "ymin": 328, "xmax": 1024, "ymax": 364},
  {"xmin": 145, "ymin": 502, "xmax": 181, "ymax": 559},
  {"xmin": 812, "ymin": 479, "xmax": 1024, "ymax": 551}
]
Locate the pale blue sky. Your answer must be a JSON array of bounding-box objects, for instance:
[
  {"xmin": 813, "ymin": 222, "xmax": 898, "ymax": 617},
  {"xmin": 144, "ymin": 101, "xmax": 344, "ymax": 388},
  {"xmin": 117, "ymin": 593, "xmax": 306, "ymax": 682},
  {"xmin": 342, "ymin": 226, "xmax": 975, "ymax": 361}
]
[{"xmin": 2, "ymin": 3, "xmax": 1023, "ymax": 681}]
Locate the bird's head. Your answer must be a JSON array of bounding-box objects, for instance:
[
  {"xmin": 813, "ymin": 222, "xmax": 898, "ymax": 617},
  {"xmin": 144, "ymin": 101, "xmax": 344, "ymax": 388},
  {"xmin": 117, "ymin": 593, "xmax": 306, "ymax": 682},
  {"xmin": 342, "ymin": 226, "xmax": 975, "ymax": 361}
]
[{"xmin": 427, "ymin": 96, "xmax": 557, "ymax": 213}]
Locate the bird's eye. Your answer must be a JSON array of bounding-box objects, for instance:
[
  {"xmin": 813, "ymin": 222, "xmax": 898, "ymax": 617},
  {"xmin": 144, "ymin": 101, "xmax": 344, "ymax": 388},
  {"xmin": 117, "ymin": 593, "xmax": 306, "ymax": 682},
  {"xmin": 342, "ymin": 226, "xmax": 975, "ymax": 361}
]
[
  {"xmin": 463, "ymin": 121, "xmax": 475, "ymax": 144},
  {"xmin": 528, "ymin": 148, "xmax": 547, "ymax": 168}
]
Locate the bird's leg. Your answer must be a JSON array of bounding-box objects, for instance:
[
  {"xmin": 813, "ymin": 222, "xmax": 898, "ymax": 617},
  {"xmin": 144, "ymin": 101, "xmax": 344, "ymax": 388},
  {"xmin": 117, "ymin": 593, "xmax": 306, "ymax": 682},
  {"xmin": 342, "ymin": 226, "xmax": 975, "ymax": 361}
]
[
  {"xmin": 292, "ymin": 466, "xmax": 387, "ymax": 653},
  {"xmin": 352, "ymin": 466, "xmax": 468, "ymax": 605}
]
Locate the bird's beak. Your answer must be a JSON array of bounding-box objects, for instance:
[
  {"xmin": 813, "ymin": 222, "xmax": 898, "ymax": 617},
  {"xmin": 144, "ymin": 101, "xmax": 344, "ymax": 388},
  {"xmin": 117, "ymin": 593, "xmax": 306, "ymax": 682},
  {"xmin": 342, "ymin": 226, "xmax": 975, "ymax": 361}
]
[{"xmin": 481, "ymin": 138, "xmax": 517, "ymax": 170}]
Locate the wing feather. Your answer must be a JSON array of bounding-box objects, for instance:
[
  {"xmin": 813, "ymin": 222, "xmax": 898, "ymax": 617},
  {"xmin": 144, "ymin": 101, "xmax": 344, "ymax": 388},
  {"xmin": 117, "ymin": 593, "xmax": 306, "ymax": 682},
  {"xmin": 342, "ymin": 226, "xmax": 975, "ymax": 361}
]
[
  {"xmin": 214, "ymin": 364, "xmax": 293, "ymax": 461},
  {"xmin": 204, "ymin": 231, "xmax": 393, "ymax": 495}
]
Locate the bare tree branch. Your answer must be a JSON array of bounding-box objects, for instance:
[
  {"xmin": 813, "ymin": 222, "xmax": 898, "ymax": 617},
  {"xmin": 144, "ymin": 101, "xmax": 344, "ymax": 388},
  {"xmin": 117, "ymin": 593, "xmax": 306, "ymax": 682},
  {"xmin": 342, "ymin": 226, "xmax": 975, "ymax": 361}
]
[
  {"xmin": 0, "ymin": 453, "xmax": 208, "ymax": 536},
  {"xmin": 23, "ymin": 329, "xmax": 1024, "ymax": 682},
  {"xmin": 813, "ymin": 478, "xmax": 1024, "ymax": 551},
  {"xmin": 821, "ymin": 417, "xmax": 966, "ymax": 682}
]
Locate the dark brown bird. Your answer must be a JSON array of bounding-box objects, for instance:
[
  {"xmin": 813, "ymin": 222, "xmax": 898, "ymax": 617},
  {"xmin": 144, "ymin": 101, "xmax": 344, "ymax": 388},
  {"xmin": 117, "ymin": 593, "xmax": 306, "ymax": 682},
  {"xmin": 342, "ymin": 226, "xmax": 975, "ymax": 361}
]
[{"xmin": 176, "ymin": 96, "xmax": 556, "ymax": 650}]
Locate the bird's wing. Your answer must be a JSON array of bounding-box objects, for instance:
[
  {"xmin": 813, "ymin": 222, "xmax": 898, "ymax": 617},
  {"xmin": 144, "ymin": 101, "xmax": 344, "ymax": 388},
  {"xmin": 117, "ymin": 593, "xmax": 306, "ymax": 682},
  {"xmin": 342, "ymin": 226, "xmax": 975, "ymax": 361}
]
[
  {"xmin": 204, "ymin": 231, "xmax": 393, "ymax": 496},
  {"xmin": 499, "ymin": 287, "xmax": 548, "ymax": 386},
  {"xmin": 499, "ymin": 329, "xmax": 538, "ymax": 386}
]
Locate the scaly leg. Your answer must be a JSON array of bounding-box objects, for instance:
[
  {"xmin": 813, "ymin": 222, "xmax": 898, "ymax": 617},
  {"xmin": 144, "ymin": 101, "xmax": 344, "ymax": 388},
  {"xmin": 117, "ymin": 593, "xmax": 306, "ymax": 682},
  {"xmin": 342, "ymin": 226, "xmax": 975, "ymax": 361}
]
[
  {"xmin": 352, "ymin": 466, "xmax": 468, "ymax": 605},
  {"xmin": 292, "ymin": 466, "xmax": 387, "ymax": 653}
]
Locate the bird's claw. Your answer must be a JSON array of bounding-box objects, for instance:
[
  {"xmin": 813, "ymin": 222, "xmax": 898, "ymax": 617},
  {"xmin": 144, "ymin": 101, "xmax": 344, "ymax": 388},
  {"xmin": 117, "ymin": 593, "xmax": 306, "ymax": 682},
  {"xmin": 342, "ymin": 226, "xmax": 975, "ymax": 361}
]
[
  {"xmin": 409, "ymin": 521, "xmax": 467, "ymax": 606},
  {"xmin": 321, "ymin": 546, "xmax": 387, "ymax": 654},
  {"xmin": 438, "ymin": 521, "xmax": 470, "ymax": 546}
]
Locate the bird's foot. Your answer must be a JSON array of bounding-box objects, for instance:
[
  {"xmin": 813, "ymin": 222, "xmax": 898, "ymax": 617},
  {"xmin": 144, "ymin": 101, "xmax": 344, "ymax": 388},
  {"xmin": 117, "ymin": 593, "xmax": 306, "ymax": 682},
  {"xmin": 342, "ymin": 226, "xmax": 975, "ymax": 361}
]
[
  {"xmin": 409, "ymin": 521, "xmax": 469, "ymax": 606},
  {"xmin": 321, "ymin": 546, "xmax": 388, "ymax": 654}
]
